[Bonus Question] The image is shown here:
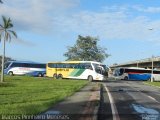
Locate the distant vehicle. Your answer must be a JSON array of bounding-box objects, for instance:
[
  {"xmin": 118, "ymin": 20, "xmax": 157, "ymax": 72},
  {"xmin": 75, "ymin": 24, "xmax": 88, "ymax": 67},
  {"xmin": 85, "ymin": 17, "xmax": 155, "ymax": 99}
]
[
  {"xmin": 46, "ymin": 61, "xmax": 109, "ymax": 81},
  {"xmin": 4, "ymin": 61, "xmax": 46, "ymax": 77},
  {"xmin": 113, "ymin": 67, "xmax": 160, "ymax": 81}
]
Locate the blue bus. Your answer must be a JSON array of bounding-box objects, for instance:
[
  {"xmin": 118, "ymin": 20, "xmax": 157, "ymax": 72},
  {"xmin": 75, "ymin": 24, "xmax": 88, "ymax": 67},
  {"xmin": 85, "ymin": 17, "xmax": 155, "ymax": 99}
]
[
  {"xmin": 4, "ymin": 61, "xmax": 46, "ymax": 77},
  {"xmin": 113, "ymin": 67, "xmax": 160, "ymax": 81}
]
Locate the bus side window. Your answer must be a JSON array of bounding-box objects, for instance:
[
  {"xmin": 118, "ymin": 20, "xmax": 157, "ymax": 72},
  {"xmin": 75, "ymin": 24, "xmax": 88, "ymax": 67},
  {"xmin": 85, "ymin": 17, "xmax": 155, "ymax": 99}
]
[
  {"xmin": 87, "ymin": 65, "xmax": 93, "ymax": 70},
  {"xmin": 79, "ymin": 63, "xmax": 85, "ymax": 69},
  {"xmin": 10, "ymin": 63, "xmax": 18, "ymax": 67},
  {"xmin": 48, "ymin": 63, "xmax": 52, "ymax": 68}
]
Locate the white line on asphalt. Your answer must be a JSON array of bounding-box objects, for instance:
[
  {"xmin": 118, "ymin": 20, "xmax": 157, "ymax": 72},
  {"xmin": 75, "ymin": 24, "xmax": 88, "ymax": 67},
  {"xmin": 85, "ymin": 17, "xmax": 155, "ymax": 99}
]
[
  {"xmin": 147, "ymin": 95, "xmax": 160, "ymax": 103},
  {"xmin": 104, "ymin": 85, "xmax": 120, "ymax": 120}
]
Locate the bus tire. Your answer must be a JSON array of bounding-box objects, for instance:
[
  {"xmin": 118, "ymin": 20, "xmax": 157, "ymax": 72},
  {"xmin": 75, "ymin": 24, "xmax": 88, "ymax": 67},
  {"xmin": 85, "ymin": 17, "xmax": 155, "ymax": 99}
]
[
  {"xmin": 38, "ymin": 73, "xmax": 42, "ymax": 77},
  {"xmin": 8, "ymin": 71, "xmax": 13, "ymax": 76},
  {"xmin": 43, "ymin": 73, "xmax": 46, "ymax": 77},
  {"xmin": 58, "ymin": 74, "xmax": 63, "ymax": 79},
  {"xmin": 124, "ymin": 76, "xmax": 128, "ymax": 80},
  {"xmin": 53, "ymin": 74, "xmax": 57, "ymax": 79},
  {"xmin": 88, "ymin": 75, "xmax": 93, "ymax": 82}
]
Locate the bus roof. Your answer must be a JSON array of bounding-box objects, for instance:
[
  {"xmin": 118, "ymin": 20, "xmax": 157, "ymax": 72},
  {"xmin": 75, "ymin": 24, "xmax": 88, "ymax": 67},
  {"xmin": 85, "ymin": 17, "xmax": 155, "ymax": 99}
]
[
  {"xmin": 7, "ymin": 60, "xmax": 46, "ymax": 64},
  {"xmin": 116, "ymin": 67, "xmax": 153, "ymax": 71},
  {"xmin": 47, "ymin": 61, "xmax": 103, "ymax": 64}
]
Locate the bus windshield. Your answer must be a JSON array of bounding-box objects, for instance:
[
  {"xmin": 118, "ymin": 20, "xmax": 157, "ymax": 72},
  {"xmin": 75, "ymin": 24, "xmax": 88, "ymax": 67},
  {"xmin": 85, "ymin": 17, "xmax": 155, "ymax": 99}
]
[
  {"xmin": 4, "ymin": 62, "xmax": 11, "ymax": 69},
  {"xmin": 93, "ymin": 64, "xmax": 108, "ymax": 76}
]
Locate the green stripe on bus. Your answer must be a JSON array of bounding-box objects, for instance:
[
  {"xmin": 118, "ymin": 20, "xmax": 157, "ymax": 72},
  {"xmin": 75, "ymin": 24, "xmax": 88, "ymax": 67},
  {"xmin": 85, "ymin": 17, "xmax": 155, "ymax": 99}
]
[
  {"xmin": 69, "ymin": 69, "xmax": 79, "ymax": 76},
  {"xmin": 74, "ymin": 69, "xmax": 85, "ymax": 76}
]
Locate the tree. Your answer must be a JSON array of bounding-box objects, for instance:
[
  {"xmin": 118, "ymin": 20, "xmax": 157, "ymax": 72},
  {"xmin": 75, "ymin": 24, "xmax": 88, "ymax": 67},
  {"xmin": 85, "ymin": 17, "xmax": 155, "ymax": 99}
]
[
  {"xmin": 64, "ymin": 35, "xmax": 109, "ymax": 62},
  {"xmin": 0, "ymin": 0, "xmax": 3, "ymax": 3},
  {"xmin": 0, "ymin": 16, "xmax": 17, "ymax": 82}
]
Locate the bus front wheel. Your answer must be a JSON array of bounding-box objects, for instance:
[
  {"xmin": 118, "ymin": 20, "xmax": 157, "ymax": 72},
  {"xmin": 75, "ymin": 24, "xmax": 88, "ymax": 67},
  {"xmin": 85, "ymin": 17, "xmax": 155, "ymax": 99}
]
[
  {"xmin": 8, "ymin": 71, "xmax": 13, "ymax": 76},
  {"xmin": 124, "ymin": 76, "xmax": 128, "ymax": 80},
  {"xmin": 43, "ymin": 73, "xmax": 46, "ymax": 77},
  {"xmin": 58, "ymin": 74, "xmax": 63, "ymax": 79},
  {"xmin": 88, "ymin": 75, "xmax": 93, "ymax": 82}
]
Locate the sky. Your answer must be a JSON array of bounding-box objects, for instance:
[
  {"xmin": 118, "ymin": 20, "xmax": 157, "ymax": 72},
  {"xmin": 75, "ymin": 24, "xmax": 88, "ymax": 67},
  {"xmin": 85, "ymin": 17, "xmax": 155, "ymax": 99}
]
[{"xmin": 0, "ymin": 0, "xmax": 160, "ymax": 66}]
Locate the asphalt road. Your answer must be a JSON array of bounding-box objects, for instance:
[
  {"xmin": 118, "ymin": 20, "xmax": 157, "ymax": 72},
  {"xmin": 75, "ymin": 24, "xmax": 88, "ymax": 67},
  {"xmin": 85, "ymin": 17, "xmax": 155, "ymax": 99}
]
[{"xmin": 98, "ymin": 80, "xmax": 160, "ymax": 120}]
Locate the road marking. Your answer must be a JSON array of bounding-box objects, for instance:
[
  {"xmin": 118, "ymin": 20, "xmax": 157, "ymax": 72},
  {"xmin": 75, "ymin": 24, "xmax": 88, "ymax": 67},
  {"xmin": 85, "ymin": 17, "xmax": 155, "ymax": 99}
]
[
  {"xmin": 104, "ymin": 85, "xmax": 120, "ymax": 120},
  {"xmin": 147, "ymin": 95, "xmax": 160, "ymax": 103}
]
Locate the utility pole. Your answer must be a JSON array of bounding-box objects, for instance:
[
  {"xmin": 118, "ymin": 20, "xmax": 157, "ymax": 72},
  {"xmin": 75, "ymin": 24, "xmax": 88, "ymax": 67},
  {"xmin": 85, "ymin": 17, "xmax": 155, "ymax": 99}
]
[{"xmin": 151, "ymin": 55, "xmax": 154, "ymax": 82}]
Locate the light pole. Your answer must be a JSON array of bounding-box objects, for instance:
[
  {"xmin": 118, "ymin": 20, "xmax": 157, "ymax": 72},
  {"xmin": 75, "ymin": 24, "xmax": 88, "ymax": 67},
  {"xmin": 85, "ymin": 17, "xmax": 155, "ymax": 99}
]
[
  {"xmin": 148, "ymin": 28, "xmax": 154, "ymax": 82},
  {"xmin": 151, "ymin": 55, "xmax": 154, "ymax": 82}
]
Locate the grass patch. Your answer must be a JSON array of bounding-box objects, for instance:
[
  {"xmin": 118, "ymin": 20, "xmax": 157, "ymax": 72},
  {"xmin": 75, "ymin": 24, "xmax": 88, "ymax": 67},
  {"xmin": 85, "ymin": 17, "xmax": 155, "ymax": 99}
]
[
  {"xmin": 0, "ymin": 82, "xmax": 15, "ymax": 87},
  {"xmin": 0, "ymin": 76, "xmax": 88, "ymax": 115},
  {"xmin": 144, "ymin": 81, "xmax": 160, "ymax": 87}
]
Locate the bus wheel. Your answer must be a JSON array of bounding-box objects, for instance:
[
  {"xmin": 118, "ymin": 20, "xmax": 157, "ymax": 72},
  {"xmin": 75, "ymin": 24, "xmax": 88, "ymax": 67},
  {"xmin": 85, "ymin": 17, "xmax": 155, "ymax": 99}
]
[
  {"xmin": 53, "ymin": 74, "xmax": 57, "ymax": 79},
  {"xmin": 8, "ymin": 71, "xmax": 13, "ymax": 76},
  {"xmin": 124, "ymin": 76, "xmax": 128, "ymax": 80},
  {"xmin": 38, "ymin": 73, "xmax": 42, "ymax": 77},
  {"xmin": 88, "ymin": 75, "xmax": 93, "ymax": 82},
  {"xmin": 43, "ymin": 73, "xmax": 46, "ymax": 77},
  {"xmin": 58, "ymin": 74, "xmax": 63, "ymax": 79}
]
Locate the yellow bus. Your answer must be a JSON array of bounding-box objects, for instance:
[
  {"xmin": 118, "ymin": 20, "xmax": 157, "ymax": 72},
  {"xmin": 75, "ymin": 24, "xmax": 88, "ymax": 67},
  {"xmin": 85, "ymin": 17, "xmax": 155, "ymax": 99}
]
[{"xmin": 46, "ymin": 61, "xmax": 109, "ymax": 81}]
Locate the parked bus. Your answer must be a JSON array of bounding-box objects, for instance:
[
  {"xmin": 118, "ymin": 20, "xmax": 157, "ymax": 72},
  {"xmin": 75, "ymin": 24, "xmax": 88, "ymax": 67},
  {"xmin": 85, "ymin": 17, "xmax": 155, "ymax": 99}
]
[
  {"xmin": 113, "ymin": 67, "xmax": 160, "ymax": 81},
  {"xmin": 46, "ymin": 61, "xmax": 109, "ymax": 81},
  {"xmin": 4, "ymin": 61, "xmax": 46, "ymax": 77}
]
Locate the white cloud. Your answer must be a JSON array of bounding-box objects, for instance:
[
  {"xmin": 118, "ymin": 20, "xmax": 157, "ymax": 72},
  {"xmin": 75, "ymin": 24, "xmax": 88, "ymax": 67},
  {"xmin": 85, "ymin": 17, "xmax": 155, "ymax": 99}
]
[
  {"xmin": 53, "ymin": 9, "xmax": 160, "ymax": 42},
  {"xmin": 133, "ymin": 6, "xmax": 160, "ymax": 13},
  {"xmin": 1, "ymin": 2, "xmax": 160, "ymax": 43},
  {"xmin": 0, "ymin": 0, "xmax": 79, "ymax": 33}
]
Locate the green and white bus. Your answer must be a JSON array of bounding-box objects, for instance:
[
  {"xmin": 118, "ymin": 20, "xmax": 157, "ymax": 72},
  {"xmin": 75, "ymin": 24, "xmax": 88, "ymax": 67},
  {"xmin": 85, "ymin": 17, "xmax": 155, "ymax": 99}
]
[{"xmin": 46, "ymin": 61, "xmax": 109, "ymax": 81}]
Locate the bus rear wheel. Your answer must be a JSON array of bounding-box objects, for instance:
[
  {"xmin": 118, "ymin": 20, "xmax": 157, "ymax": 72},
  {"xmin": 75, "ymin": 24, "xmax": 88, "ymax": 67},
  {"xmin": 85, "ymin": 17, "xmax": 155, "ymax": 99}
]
[
  {"xmin": 58, "ymin": 74, "xmax": 63, "ymax": 79},
  {"xmin": 88, "ymin": 75, "xmax": 93, "ymax": 82},
  {"xmin": 8, "ymin": 71, "xmax": 13, "ymax": 76}
]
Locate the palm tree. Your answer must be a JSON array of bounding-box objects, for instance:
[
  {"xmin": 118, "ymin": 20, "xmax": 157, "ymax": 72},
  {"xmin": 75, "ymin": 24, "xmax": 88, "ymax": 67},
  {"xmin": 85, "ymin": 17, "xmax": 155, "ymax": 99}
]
[{"xmin": 0, "ymin": 16, "xmax": 17, "ymax": 82}]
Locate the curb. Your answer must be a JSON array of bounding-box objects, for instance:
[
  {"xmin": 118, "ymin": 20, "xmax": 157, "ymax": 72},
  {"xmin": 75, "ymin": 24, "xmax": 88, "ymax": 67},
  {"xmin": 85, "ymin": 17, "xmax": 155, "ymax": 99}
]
[
  {"xmin": 93, "ymin": 85, "xmax": 100, "ymax": 120},
  {"xmin": 78, "ymin": 82, "xmax": 100, "ymax": 120}
]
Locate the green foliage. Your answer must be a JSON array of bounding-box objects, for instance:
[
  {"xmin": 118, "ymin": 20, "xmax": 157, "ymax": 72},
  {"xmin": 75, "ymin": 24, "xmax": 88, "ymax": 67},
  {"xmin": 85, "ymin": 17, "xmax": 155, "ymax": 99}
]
[
  {"xmin": 0, "ymin": 16, "xmax": 17, "ymax": 42},
  {"xmin": 144, "ymin": 81, "xmax": 160, "ymax": 87},
  {"xmin": 64, "ymin": 35, "xmax": 109, "ymax": 62},
  {"xmin": 0, "ymin": 76, "xmax": 88, "ymax": 115}
]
